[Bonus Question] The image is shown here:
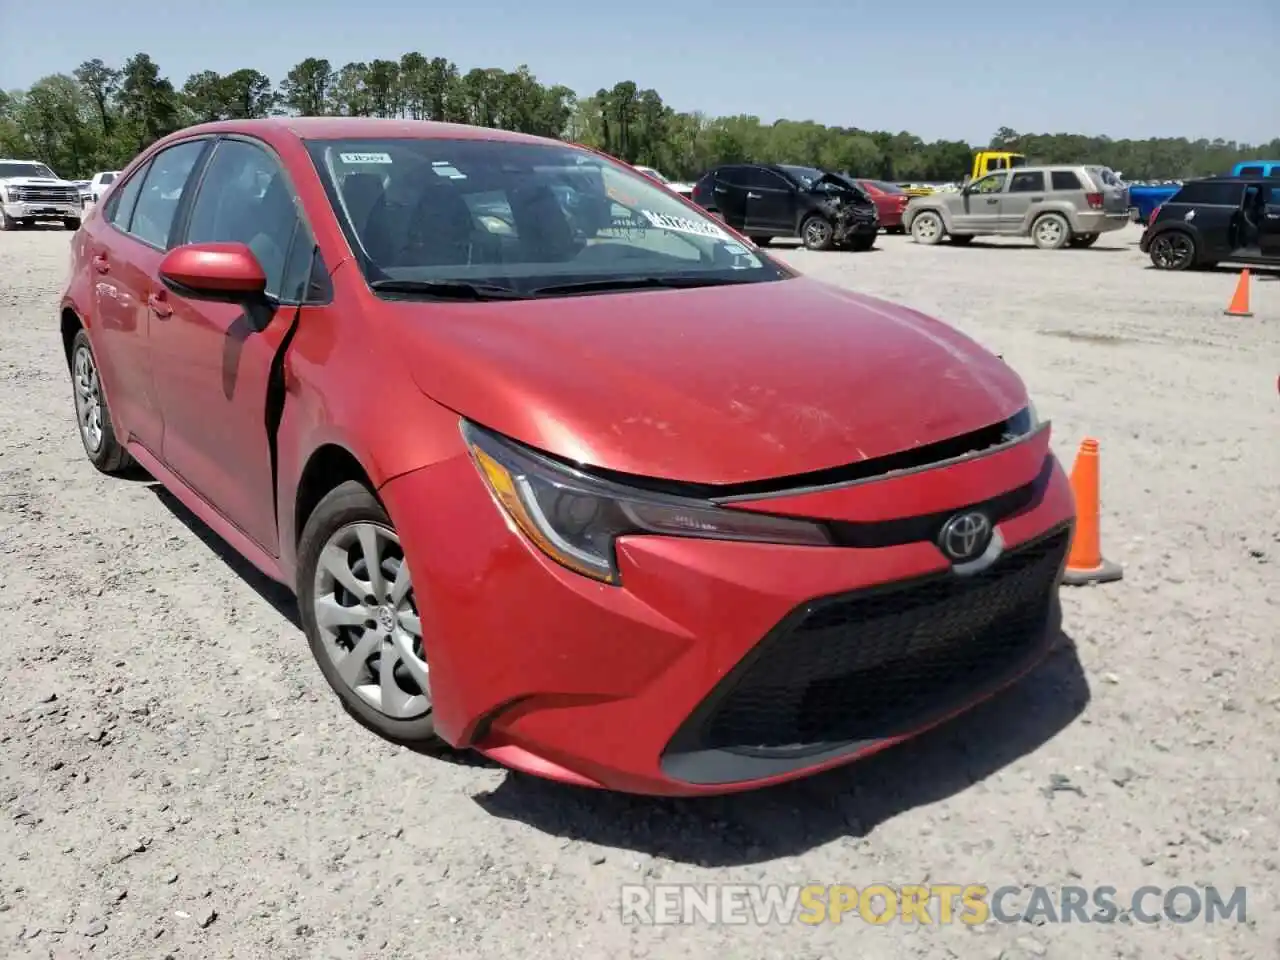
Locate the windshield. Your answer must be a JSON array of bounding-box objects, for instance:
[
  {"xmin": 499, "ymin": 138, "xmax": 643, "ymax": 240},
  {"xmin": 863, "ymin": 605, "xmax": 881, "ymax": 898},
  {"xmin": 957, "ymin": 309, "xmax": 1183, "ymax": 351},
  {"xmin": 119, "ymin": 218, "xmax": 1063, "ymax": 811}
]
[
  {"xmin": 307, "ymin": 138, "xmax": 781, "ymax": 294},
  {"xmin": 0, "ymin": 162, "xmax": 57, "ymax": 179},
  {"xmin": 778, "ymin": 164, "xmax": 825, "ymax": 188},
  {"xmin": 868, "ymin": 179, "xmax": 906, "ymax": 194}
]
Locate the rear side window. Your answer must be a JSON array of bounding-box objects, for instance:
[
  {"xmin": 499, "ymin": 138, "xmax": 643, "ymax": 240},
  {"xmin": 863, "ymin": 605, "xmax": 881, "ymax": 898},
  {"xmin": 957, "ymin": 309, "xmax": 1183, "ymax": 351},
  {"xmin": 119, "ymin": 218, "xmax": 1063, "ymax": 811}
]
[
  {"xmin": 128, "ymin": 140, "xmax": 207, "ymax": 249},
  {"xmin": 742, "ymin": 167, "xmax": 790, "ymax": 190},
  {"xmin": 103, "ymin": 162, "xmax": 150, "ymax": 228},
  {"xmin": 1009, "ymin": 171, "xmax": 1045, "ymax": 192},
  {"xmin": 1237, "ymin": 166, "xmax": 1263, "ymax": 177},
  {"xmin": 1172, "ymin": 181, "xmax": 1246, "ymax": 205},
  {"xmin": 1050, "ymin": 170, "xmax": 1083, "ymax": 191}
]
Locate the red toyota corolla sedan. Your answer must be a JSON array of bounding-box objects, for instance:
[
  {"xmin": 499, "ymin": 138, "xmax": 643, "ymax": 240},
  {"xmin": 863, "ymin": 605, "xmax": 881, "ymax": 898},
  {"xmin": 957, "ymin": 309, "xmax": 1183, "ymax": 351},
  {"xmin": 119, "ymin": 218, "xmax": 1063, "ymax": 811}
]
[
  {"xmin": 60, "ymin": 118, "xmax": 1075, "ymax": 796},
  {"xmin": 854, "ymin": 178, "xmax": 912, "ymax": 233}
]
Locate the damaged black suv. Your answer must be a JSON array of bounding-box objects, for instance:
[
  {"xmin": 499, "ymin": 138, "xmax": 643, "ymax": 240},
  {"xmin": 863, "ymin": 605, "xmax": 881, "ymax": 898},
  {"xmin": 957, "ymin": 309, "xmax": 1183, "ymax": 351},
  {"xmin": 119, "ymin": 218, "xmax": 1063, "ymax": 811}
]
[{"xmin": 690, "ymin": 163, "xmax": 880, "ymax": 251}]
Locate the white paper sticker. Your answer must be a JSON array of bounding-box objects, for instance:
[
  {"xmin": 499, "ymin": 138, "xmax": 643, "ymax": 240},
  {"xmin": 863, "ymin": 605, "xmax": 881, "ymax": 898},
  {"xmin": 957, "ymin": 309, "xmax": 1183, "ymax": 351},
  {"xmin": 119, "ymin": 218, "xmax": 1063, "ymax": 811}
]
[
  {"xmin": 430, "ymin": 162, "xmax": 466, "ymax": 179},
  {"xmin": 639, "ymin": 209, "xmax": 731, "ymax": 240},
  {"xmin": 339, "ymin": 152, "xmax": 392, "ymax": 164},
  {"xmin": 722, "ymin": 242, "xmax": 749, "ymax": 256}
]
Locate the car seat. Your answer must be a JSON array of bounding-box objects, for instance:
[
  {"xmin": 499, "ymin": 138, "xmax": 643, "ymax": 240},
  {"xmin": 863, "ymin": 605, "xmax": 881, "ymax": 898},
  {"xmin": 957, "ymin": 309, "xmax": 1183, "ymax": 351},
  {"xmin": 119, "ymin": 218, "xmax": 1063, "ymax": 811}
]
[
  {"xmin": 508, "ymin": 183, "xmax": 578, "ymax": 262},
  {"xmin": 340, "ymin": 173, "xmax": 393, "ymax": 262}
]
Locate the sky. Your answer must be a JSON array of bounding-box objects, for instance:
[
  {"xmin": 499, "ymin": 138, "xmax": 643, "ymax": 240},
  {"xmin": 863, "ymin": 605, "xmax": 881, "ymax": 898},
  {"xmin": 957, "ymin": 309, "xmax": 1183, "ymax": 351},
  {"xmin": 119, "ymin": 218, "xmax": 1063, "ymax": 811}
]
[{"xmin": 1, "ymin": 0, "xmax": 1277, "ymax": 146}]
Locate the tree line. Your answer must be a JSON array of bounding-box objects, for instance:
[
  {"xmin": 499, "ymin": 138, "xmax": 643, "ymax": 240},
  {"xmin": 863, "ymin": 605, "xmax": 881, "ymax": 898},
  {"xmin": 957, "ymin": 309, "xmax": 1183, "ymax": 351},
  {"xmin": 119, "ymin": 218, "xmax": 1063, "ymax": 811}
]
[{"xmin": 2, "ymin": 53, "xmax": 1275, "ymax": 184}]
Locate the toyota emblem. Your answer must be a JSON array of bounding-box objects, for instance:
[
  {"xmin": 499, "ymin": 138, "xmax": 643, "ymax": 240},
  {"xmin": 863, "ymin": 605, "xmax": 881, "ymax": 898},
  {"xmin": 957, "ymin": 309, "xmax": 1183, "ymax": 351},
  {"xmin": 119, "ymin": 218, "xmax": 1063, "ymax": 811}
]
[{"xmin": 938, "ymin": 511, "xmax": 992, "ymax": 563}]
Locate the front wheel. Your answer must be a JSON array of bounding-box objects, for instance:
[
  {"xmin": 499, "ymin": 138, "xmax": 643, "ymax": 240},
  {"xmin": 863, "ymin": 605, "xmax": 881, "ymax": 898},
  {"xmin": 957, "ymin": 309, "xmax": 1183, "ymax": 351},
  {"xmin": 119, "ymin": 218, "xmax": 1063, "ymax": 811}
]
[
  {"xmin": 0, "ymin": 211, "xmax": 16, "ymax": 231},
  {"xmin": 297, "ymin": 481, "xmax": 441, "ymax": 747},
  {"xmin": 1069, "ymin": 233, "xmax": 1099, "ymax": 248},
  {"xmin": 844, "ymin": 234, "xmax": 876, "ymax": 252},
  {"xmin": 1148, "ymin": 231, "xmax": 1196, "ymax": 270},
  {"xmin": 63, "ymin": 217, "xmax": 81, "ymax": 231},
  {"xmin": 909, "ymin": 211, "xmax": 945, "ymax": 245},
  {"xmin": 69, "ymin": 329, "xmax": 133, "ymax": 474},
  {"xmin": 800, "ymin": 215, "xmax": 835, "ymax": 251}
]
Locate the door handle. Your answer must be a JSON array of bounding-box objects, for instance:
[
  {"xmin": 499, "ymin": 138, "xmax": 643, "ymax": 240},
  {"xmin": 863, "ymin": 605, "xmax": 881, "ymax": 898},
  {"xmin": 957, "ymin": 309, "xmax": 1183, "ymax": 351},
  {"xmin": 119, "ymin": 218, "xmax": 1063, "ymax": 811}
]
[
  {"xmin": 147, "ymin": 290, "xmax": 172, "ymax": 318},
  {"xmin": 1266, "ymin": 213, "xmax": 1280, "ymax": 219},
  {"xmin": 1030, "ymin": 196, "xmax": 1044, "ymax": 202},
  {"xmin": 713, "ymin": 186, "xmax": 727, "ymax": 193},
  {"xmin": 985, "ymin": 198, "xmax": 999, "ymax": 204},
  {"xmin": 746, "ymin": 192, "xmax": 762, "ymax": 199},
  {"xmin": 92, "ymin": 254, "xmax": 109, "ymax": 274}
]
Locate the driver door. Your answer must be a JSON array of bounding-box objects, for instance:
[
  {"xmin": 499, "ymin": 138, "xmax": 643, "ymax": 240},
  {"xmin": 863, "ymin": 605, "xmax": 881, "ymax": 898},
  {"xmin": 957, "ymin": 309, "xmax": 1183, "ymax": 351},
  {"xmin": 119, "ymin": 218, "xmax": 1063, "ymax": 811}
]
[
  {"xmin": 954, "ymin": 172, "xmax": 1008, "ymax": 231},
  {"xmin": 147, "ymin": 136, "xmax": 324, "ymax": 557}
]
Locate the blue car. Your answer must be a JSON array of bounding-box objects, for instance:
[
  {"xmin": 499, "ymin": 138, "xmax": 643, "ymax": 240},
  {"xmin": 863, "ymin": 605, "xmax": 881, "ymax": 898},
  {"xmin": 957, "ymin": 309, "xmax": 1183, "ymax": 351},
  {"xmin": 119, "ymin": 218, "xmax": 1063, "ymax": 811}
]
[
  {"xmin": 1127, "ymin": 183, "xmax": 1181, "ymax": 225},
  {"xmin": 1231, "ymin": 160, "xmax": 1280, "ymax": 177}
]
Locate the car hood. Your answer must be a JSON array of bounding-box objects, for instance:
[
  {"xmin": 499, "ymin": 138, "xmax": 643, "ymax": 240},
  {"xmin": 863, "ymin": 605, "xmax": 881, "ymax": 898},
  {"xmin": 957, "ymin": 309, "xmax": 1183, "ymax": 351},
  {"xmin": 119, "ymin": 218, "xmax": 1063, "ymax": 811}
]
[
  {"xmin": 0, "ymin": 176, "xmax": 77, "ymax": 187},
  {"xmin": 390, "ymin": 276, "xmax": 1028, "ymax": 485}
]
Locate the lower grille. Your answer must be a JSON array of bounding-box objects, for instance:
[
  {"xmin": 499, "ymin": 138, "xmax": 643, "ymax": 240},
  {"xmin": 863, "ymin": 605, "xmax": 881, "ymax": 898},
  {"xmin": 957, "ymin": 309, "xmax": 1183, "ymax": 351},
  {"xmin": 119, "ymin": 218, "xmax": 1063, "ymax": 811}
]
[{"xmin": 677, "ymin": 527, "xmax": 1070, "ymax": 759}]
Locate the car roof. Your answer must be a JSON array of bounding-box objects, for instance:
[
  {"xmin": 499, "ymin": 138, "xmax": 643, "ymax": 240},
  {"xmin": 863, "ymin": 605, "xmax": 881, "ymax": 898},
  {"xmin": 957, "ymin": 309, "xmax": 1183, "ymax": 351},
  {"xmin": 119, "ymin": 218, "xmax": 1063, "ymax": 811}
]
[{"xmin": 163, "ymin": 117, "xmax": 557, "ymax": 146}]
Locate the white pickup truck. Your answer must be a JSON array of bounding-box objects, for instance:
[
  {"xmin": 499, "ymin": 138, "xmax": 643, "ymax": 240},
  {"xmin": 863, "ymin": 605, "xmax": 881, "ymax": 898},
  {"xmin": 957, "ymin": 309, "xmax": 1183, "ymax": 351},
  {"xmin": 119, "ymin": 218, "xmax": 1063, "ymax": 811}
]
[{"xmin": 0, "ymin": 158, "xmax": 84, "ymax": 230}]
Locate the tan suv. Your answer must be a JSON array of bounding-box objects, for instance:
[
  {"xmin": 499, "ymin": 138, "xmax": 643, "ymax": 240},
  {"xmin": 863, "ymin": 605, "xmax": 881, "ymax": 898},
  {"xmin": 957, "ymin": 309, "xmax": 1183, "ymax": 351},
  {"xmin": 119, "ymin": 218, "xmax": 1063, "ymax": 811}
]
[{"xmin": 904, "ymin": 165, "xmax": 1130, "ymax": 249}]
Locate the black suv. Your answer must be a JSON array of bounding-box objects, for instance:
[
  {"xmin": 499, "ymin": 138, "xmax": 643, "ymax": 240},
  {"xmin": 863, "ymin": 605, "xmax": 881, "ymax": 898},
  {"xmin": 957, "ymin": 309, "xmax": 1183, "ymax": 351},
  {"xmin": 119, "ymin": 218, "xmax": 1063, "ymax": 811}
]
[
  {"xmin": 690, "ymin": 164, "xmax": 879, "ymax": 251},
  {"xmin": 1140, "ymin": 175, "xmax": 1280, "ymax": 270}
]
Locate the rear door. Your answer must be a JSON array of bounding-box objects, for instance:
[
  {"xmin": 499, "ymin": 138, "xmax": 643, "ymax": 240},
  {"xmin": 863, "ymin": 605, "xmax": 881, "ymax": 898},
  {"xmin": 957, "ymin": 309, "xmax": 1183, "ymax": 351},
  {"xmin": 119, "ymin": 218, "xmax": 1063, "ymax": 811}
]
[
  {"xmin": 1260, "ymin": 184, "xmax": 1280, "ymax": 257},
  {"xmin": 710, "ymin": 166, "xmax": 749, "ymax": 228},
  {"xmin": 1002, "ymin": 170, "xmax": 1046, "ymax": 231},
  {"xmin": 87, "ymin": 139, "xmax": 212, "ymax": 456}
]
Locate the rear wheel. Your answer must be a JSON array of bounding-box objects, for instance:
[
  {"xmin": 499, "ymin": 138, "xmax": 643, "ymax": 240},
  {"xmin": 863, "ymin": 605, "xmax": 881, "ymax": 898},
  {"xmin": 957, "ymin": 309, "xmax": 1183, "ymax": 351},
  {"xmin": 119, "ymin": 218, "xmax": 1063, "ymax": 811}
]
[
  {"xmin": 297, "ymin": 481, "xmax": 440, "ymax": 747},
  {"xmin": 1031, "ymin": 213, "xmax": 1070, "ymax": 250},
  {"xmin": 1069, "ymin": 233, "xmax": 1099, "ymax": 248},
  {"xmin": 1148, "ymin": 230, "xmax": 1196, "ymax": 270},
  {"xmin": 910, "ymin": 211, "xmax": 945, "ymax": 245},
  {"xmin": 800, "ymin": 215, "xmax": 834, "ymax": 251},
  {"xmin": 69, "ymin": 329, "xmax": 132, "ymax": 474}
]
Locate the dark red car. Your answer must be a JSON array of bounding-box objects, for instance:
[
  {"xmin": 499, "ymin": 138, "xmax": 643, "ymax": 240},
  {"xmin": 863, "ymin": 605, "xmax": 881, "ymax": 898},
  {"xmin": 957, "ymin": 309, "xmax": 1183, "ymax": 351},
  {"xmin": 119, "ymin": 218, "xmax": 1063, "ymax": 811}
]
[
  {"xmin": 60, "ymin": 118, "xmax": 1075, "ymax": 797},
  {"xmin": 853, "ymin": 178, "xmax": 912, "ymax": 233}
]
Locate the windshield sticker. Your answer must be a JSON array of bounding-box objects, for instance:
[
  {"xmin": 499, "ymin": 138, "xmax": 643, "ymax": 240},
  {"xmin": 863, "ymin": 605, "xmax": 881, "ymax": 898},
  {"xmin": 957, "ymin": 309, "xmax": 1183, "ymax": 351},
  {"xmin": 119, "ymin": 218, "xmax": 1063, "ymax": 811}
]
[
  {"xmin": 431, "ymin": 161, "xmax": 467, "ymax": 179},
  {"xmin": 722, "ymin": 242, "xmax": 749, "ymax": 256},
  {"xmin": 639, "ymin": 210, "xmax": 731, "ymax": 240},
  {"xmin": 339, "ymin": 152, "xmax": 392, "ymax": 164}
]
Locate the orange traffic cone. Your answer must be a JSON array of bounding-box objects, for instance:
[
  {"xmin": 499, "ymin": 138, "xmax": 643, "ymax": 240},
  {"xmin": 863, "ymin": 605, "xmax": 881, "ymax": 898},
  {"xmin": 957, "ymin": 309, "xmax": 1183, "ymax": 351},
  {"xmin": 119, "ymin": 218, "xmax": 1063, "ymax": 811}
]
[
  {"xmin": 1063, "ymin": 437, "xmax": 1123, "ymax": 586},
  {"xmin": 1224, "ymin": 269, "xmax": 1253, "ymax": 317}
]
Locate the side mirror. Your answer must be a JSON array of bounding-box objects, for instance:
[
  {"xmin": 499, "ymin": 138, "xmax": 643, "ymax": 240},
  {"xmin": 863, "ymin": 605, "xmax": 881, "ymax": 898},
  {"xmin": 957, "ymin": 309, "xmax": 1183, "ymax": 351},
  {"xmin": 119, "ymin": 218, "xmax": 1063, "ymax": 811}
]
[{"xmin": 158, "ymin": 242, "xmax": 267, "ymax": 303}]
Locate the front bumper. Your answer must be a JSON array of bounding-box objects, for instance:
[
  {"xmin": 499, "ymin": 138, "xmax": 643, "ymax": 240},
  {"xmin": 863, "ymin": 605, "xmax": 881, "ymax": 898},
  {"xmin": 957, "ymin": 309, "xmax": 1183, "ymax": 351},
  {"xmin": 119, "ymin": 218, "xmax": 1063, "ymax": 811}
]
[
  {"xmin": 379, "ymin": 426, "xmax": 1076, "ymax": 796},
  {"xmin": 2, "ymin": 200, "xmax": 80, "ymax": 220}
]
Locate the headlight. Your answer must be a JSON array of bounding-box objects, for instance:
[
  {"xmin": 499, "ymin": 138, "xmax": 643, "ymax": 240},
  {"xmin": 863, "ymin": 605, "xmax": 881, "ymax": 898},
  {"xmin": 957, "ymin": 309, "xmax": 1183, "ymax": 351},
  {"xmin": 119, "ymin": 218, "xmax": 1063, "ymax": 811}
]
[
  {"xmin": 1003, "ymin": 402, "xmax": 1041, "ymax": 440},
  {"xmin": 461, "ymin": 421, "xmax": 831, "ymax": 584}
]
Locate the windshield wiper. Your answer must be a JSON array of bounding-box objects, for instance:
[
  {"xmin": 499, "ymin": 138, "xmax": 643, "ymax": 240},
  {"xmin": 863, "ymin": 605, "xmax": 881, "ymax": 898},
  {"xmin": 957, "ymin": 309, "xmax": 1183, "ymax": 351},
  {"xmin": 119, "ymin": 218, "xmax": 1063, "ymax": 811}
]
[
  {"xmin": 529, "ymin": 276, "xmax": 750, "ymax": 296},
  {"xmin": 369, "ymin": 279, "xmax": 532, "ymax": 300}
]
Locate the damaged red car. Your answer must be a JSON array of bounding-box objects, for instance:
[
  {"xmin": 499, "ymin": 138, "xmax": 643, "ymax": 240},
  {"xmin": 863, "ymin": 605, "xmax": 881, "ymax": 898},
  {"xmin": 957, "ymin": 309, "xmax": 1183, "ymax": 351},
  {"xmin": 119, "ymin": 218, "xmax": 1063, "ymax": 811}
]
[{"xmin": 60, "ymin": 118, "xmax": 1076, "ymax": 797}]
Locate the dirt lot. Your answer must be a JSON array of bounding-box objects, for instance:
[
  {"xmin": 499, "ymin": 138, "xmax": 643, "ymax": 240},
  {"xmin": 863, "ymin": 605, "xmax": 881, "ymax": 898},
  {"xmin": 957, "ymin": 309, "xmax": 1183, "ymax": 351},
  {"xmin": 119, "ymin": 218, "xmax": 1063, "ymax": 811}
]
[{"xmin": 1, "ymin": 224, "xmax": 1277, "ymax": 960}]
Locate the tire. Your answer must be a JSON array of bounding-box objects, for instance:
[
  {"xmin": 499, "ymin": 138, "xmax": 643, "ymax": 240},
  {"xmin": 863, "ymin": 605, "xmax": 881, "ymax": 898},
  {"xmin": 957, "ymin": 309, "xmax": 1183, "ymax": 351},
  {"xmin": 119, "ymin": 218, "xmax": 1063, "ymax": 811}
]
[
  {"xmin": 63, "ymin": 217, "xmax": 81, "ymax": 231},
  {"xmin": 949, "ymin": 234, "xmax": 975, "ymax": 246},
  {"xmin": 800, "ymin": 215, "xmax": 835, "ymax": 251},
  {"xmin": 1069, "ymin": 233, "xmax": 1099, "ymax": 248},
  {"xmin": 296, "ymin": 480, "xmax": 440, "ymax": 747},
  {"xmin": 748, "ymin": 236, "xmax": 772, "ymax": 247},
  {"xmin": 909, "ymin": 210, "xmax": 945, "ymax": 245},
  {"xmin": 1031, "ymin": 213, "xmax": 1071, "ymax": 249},
  {"xmin": 845, "ymin": 234, "xmax": 876, "ymax": 252},
  {"xmin": 0, "ymin": 211, "xmax": 16, "ymax": 231},
  {"xmin": 69, "ymin": 329, "xmax": 133, "ymax": 474},
  {"xmin": 1147, "ymin": 230, "xmax": 1196, "ymax": 271}
]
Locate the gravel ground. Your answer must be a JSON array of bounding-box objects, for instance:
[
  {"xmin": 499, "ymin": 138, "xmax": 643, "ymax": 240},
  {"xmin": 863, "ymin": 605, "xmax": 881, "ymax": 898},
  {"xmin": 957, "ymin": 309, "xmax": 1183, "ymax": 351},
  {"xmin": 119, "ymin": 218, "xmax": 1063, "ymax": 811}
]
[{"xmin": 1, "ymin": 223, "xmax": 1277, "ymax": 960}]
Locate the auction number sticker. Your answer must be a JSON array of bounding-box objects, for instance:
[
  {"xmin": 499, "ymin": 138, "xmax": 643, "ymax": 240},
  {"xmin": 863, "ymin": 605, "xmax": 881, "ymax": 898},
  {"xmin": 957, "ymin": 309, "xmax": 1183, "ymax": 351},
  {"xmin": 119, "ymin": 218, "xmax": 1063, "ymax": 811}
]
[
  {"xmin": 639, "ymin": 210, "xmax": 731, "ymax": 239},
  {"xmin": 339, "ymin": 152, "xmax": 392, "ymax": 164}
]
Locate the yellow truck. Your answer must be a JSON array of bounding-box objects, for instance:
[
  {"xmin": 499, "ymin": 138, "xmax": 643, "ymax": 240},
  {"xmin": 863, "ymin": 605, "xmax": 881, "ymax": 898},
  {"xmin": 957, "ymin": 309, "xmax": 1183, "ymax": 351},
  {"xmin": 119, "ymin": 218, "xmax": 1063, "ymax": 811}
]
[{"xmin": 969, "ymin": 150, "xmax": 1028, "ymax": 181}]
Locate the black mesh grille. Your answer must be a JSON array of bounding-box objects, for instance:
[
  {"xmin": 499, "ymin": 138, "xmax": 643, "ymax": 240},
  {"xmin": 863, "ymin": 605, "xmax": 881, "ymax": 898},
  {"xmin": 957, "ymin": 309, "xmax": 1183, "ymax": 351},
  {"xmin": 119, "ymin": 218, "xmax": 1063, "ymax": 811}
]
[{"xmin": 687, "ymin": 528, "xmax": 1070, "ymax": 756}]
